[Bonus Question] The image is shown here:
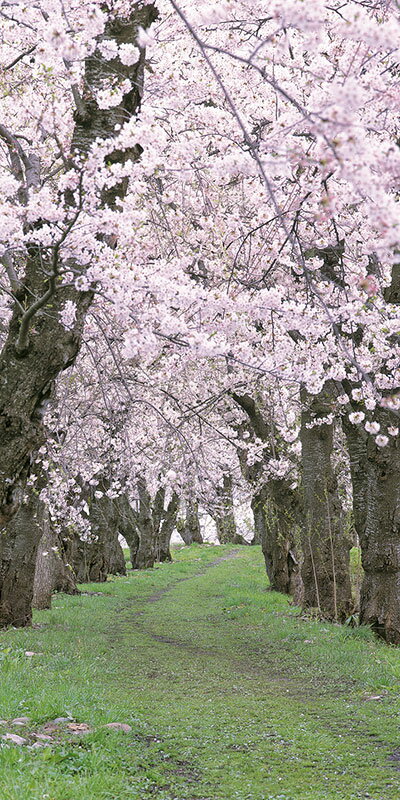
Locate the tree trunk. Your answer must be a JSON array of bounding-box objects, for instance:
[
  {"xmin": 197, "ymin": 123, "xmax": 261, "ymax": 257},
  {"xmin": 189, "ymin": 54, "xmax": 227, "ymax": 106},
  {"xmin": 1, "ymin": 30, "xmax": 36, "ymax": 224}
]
[
  {"xmin": 73, "ymin": 493, "xmax": 127, "ymax": 582},
  {"xmin": 339, "ymin": 264, "xmax": 400, "ymax": 641},
  {"xmin": 179, "ymin": 500, "xmax": 203, "ymax": 545},
  {"xmin": 133, "ymin": 478, "xmax": 156, "ymax": 570},
  {"xmin": 92, "ymin": 494, "xmax": 126, "ymax": 576},
  {"xmin": 251, "ymin": 490, "xmax": 266, "ymax": 550},
  {"xmin": 300, "ymin": 386, "xmax": 352, "ymax": 621},
  {"xmin": 214, "ymin": 474, "xmax": 247, "ymax": 545},
  {"xmin": 250, "ymin": 521, "xmax": 261, "ymax": 546},
  {"xmin": 252, "ymin": 482, "xmax": 303, "ymax": 600},
  {"xmin": 156, "ymin": 492, "xmax": 179, "ymax": 562},
  {"xmin": 33, "ymin": 514, "xmax": 55, "ymax": 610},
  {"xmin": 0, "ymin": 491, "xmax": 44, "ymax": 627},
  {"xmin": 0, "ymin": 4, "xmax": 158, "ymax": 626},
  {"xmin": 73, "ymin": 535, "xmax": 108, "ymax": 583},
  {"xmin": 54, "ymin": 531, "xmax": 80, "ymax": 595},
  {"xmin": 116, "ymin": 495, "xmax": 140, "ymax": 568},
  {"xmin": 105, "ymin": 532, "xmax": 126, "ymax": 576},
  {"xmin": 231, "ymin": 393, "xmax": 299, "ymax": 571},
  {"xmin": 33, "ymin": 515, "xmax": 78, "ymax": 609},
  {"xmin": 344, "ymin": 408, "xmax": 400, "ymax": 642}
]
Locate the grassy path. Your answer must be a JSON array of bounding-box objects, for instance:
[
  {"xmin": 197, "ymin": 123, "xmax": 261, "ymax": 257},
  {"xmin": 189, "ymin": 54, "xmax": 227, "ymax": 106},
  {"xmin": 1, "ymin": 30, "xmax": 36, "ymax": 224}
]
[{"xmin": 1, "ymin": 545, "xmax": 400, "ymax": 799}]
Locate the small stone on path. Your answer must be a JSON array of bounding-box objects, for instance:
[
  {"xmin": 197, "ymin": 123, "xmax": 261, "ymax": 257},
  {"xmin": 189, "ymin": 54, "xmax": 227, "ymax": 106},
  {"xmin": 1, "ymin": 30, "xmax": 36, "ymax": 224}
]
[
  {"xmin": 53, "ymin": 717, "xmax": 71, "ymax": 724},
  {"xmin": 11, "ymin": 717, "xmax": 30, "ymax": 726},
  {"xmin": 30, "ymin": 741, "xmax": 47, "ymax": 749},
  {"xmin": 105, "ymin": 722, "xmax": 132, "ymax": 732},
  {"xmin": 43, "ymin": 723, "xmax": 58, "ymax": 733},
  {"xmin": 2, "ymin": 733, "xmax": 27, "ymax": 745},
  {"xmin": 67, "ymin": 722, "xmax": 91, "ymax": 734},
  {"xmin": 33, "ymin": 733, "xmax": 53, "ymax": 741}
]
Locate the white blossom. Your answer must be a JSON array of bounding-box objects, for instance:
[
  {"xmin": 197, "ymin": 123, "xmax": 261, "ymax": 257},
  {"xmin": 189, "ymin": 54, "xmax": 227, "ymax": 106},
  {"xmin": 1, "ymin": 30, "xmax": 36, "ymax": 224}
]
[
  {"xmin": 60, "ymin": 300, "xmax": 77, "ymax": 331},
  {"xmin": 119, "ymin": 44, "xmax": 139, "ymax": 66},
  {"xmin": 348, "ymin": 411, "xmax": 365, "ymax": 424},
  {"xmin": 365, "ymin": 421, "xmax": 380, "ymax": 434}
]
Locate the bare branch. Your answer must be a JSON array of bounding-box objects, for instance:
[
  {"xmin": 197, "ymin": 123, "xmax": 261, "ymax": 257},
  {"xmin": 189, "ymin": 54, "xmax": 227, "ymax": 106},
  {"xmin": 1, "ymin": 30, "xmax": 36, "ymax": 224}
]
[{"xmin": 4, "ymin": 44, "xmax": 37, "ymax": 70}]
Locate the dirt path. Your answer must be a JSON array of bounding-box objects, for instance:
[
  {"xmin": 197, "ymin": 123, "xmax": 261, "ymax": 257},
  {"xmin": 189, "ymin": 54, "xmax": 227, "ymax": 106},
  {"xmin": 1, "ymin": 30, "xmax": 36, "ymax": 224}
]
[
  {"xmin": 1, "ymin": 545, "xmax": 399, "ymax": 800},
  {"xmin": 105, "ymin": 546, "xmax": 400, "ymax": 800}
]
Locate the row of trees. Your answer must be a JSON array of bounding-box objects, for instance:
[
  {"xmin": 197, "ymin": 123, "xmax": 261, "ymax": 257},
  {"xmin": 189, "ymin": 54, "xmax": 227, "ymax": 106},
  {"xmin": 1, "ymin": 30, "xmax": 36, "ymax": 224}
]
[
  {"xmin": 0, "ymin": 1, "xmax": 399, "ymax": 640},
  {"xmin": 31, "ymin": 491, "xmax": 207, "ymax": 614}
]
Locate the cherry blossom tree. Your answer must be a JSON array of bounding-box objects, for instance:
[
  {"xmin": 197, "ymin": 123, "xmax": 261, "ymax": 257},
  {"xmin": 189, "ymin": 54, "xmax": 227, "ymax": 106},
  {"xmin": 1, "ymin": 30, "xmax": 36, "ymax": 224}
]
[
  {"xmin": 1, "ymin": 0, "xmax": 400, "ymax": 640},
  {"xmin": 0, "ymin": 0, "xmax": 157, "ymax": 625}
]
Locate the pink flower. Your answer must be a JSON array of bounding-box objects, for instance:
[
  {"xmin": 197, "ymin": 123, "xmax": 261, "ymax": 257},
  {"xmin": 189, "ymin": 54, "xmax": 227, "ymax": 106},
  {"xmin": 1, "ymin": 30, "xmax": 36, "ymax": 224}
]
[
  {"xmin": 349, "ymin": 412, "xmax": 365, "ymax": 424},
  {"xmin": 358, "ymin": 274, "xmax": 379, "ymax": 296},
  {"xmin": 375, "ymin": 435, "xmax": 389, "ymax": 448},
  {"xmin": 365, "ymin": 421, "xmax": 380, "ymax": 434}
]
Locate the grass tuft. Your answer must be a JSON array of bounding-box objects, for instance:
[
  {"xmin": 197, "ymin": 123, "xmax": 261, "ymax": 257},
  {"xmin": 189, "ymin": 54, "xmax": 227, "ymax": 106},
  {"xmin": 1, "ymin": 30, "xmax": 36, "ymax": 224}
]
[{"xmin": 0, "ymin": 545, "xmax": 399, "ymax": 799}]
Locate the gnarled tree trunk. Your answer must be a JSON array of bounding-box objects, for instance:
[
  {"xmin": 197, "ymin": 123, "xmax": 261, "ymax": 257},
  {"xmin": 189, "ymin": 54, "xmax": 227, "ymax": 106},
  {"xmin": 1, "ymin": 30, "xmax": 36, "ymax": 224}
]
[
  {"xmin": 0, "ymin": 492, "xmax": 44, "ymax": 627},
  {"xmin": 0, "ymin": 3, "xmax": 158, "ymax": 625},
  {"xmin": 344, "ymin": 405, "xmax": 400, "ymax": 642},
  {"xmin": 251, "ymin": 481, "xmax": 302, "ymax": 599},
  {"xmin": 178, "ymin": 500, "xmax": 203, "ymax": 545},
  {"xmin": 359, "ymin": 421, "xmax": 400, "ymax": 642},
  {"xmin": 133, "ymin": 478, "xmax": 156, "ymax": 569},
  {"xmin": 156, "ymin": 492, "xmax": 179, "ymax": 562},
  {"xmin": 233, "ymin": 393, "xmax": 300, "ymax": 580},
  {"xmin": 213, "ymin": 474, "xmax": 247, "ymax": 545},
  {"xmin": 300, "ymin": 386, "xmax": 352, "ymax": 620},
  {"xmin": 116, "ymin": 494, "xmax": 140, "ymax": 568},
  {"xmin": 73, "ymin": 492, "xmax": 126, "ymax": 582},
  {"xmin": 33, "ymin": 519, "xmax": 78, "ymax": 610},
  {"xmin": 339, "ymin": 264, "xmax": 400, "ymax": 641}
]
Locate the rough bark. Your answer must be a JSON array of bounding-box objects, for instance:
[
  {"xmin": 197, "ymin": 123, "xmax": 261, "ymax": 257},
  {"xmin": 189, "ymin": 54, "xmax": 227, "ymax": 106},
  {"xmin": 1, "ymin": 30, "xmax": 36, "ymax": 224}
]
[
  {"xmin": 156, "ymin": 492, "xmax": 179, "ymax": 562},
  {"xmin": 73, "ymin": 492, "xmax": 127, "ymax": 582},
  {"xmin": 341, "ymin": 414, "xmax": 368, "ymax": 552},
  {"xmin": 358, "ymin": 418, "xmax": 400, "ymax": 642},
  {"xmin": 119, "ymin": 482, "xmax": 181, "ymax": 568},
  {"xmin": 73, "ymin": 535, "xmax": 107, "ymax": 583},
  {"xmin": 251, "ymin": 490, "xmax": 267, "ymax": 550},
  {"xmin": 300, "ymin": 386, "xmax": 352, "ymax": 621},
  {"xmin": 115, "ymin": 494, "xmax": 140, "ymax": 568},
  {"xmin": 0, "ymin": 491, "xmax": 44, "ymax": 627},
  {"xmin": 105, "ymin": 530, "xmax": 126, "ymax": 576},
  {"xmin": 214, "ymin": 474, "xmax": 247, "ymax": 545},
  {"xmin": 232, "ymin": 393, "xmax": 300, "ymax": 582},
  {"xmin": 0, "ymin": 3, "xmax": 158, "ymax": 625},
  {"xmin": 33, "ymin": 519, "xmax": 78, "ymax": 610},
  {"xmin": 116, "ymin": 487, "xmax": 167, "ymax": 569},
  {"xmin": 250, "ymin": 524, "xmax": 262, "ymax": 546},
  {"xmin": 343, "ymin": 404, "xmax": 400, "ymax": 638},
  {"xmin": 339, "ymin": 264, "xmax": 400, "ymax": 641},
  {"xmin": 251, "ymin": 481, "xmax": 302, "ymax": 600},
  {"xmin": 178, "ymin": 500, "xmax": 203, "ymax": 545},
  {"xmin": 133, "ymin": 478, "xmax": 156, "ymax": 569}
]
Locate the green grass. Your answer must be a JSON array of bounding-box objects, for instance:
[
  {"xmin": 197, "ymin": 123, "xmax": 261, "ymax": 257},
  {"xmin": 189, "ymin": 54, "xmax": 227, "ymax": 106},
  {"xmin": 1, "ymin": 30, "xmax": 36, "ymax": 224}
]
[{"xmin": 0, "ymin": 544, "xmax": 400, "ymax": 799}]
